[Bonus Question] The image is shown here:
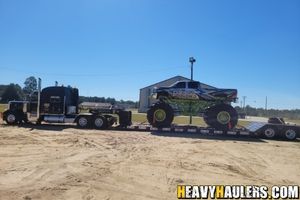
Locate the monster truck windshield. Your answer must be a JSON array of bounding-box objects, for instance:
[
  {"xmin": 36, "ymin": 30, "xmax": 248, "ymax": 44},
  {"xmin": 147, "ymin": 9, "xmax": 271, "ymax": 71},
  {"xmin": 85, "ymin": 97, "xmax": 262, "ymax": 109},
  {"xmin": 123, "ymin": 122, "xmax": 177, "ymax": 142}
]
[
  {"xmin": 173, "ymin": 82, "xmax": 186, "ymax": 88},
  {"xmin": 188, "ymin": 81, "xmax": 200, "ymax": 89},
  {"xmin": 170, "ymin": 81, "xmax": 201, "ymax": 89}
]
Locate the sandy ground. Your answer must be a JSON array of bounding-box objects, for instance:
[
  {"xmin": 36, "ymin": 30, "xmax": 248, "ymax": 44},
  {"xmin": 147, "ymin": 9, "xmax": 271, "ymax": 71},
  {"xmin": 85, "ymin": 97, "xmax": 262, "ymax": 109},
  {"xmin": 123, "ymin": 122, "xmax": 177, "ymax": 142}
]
[{"xmin": 0, "ymin": 124, "xmax": 299, "ymax": 200}]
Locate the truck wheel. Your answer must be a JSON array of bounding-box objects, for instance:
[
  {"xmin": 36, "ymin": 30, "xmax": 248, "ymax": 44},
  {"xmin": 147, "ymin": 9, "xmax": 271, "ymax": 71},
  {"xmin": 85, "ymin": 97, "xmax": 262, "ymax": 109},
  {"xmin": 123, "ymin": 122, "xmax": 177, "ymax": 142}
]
[
  {"xmin": 94, "ymin": 116, "xmax": 108, "ymax": 129},
  {"xmin": 77, "ymin": 116, "xmax": 90, "ymax": 128},
  {"xmin": 262, "ymin": 126, "xmax": 277, "ymax": 139},
  {"xmin": 204, "ymin": 104, "xmax": 238, "ymax": 131},
  {"xmin": 284, "ymin": 128, "xmax": 297, "ymax": 140},
  {"xmin": 147, "ymin": 102, "xmax": 174, "ymax": 128},
  {"xmin": 5, "ymin": 111, "xmax": 17, "ymax": 125}
]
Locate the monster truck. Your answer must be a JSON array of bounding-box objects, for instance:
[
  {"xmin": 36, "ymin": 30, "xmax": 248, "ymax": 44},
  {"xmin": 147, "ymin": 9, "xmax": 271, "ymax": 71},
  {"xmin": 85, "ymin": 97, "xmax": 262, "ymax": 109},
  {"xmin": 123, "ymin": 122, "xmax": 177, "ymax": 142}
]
[{"xmin": 147, "ymin": 80, "xmax": 238, "ymax": 130}]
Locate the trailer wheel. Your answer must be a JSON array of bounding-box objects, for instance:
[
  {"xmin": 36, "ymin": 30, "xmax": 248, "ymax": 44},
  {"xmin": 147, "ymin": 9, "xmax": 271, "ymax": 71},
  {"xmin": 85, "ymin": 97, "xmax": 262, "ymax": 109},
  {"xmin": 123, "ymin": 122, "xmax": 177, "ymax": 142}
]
[
  {"xmin": 262, "ymin": 126, "xmax": 277, "ymax": 139},
  {"xmin": 5, "ymin": 111, "xmax": 17, "ymax": 125},
  {"xmin": 284, "ymin": 128, "xmax": 297, "ymax": 140},
  {"xmin": 147, "ymin": 102, "xmax": 174, "ymax": 128},
  {"xmin": 204, "ymin": 104, "xmax": 238, "ymax": 131},
  {"xmin": 94, "ymin": 116, "xmax": 108, "ymax": 129},
  {"xmin": 77, "ymin": 116, "xmax": 89, "ymax": 128}
]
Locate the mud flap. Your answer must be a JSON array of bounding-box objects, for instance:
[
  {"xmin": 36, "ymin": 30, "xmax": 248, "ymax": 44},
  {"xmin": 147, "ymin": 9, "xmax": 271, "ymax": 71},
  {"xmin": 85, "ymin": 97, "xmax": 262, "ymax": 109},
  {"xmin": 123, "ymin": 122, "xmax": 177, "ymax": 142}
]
[{"xmin": 118, "ymin": 111, "xmax": 132, "ymax": 127}]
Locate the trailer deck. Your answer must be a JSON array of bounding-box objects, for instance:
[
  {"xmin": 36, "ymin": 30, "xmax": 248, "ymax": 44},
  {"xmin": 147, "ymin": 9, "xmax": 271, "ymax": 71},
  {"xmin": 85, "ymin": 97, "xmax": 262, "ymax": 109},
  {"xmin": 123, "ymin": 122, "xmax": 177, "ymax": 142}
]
[{"xmin": 107, "ymin": 120, "xmax": 299, "ymax": 141}]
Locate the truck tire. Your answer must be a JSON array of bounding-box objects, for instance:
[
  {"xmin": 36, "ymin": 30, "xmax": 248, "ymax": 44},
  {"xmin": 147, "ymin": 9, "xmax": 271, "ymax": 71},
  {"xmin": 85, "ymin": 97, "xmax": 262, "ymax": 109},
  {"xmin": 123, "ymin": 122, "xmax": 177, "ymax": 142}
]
[
  {"xmin": 262, "ymin": 126, "xmax": 277, "ymax": 139},
  {"xmin": 94, "ymin": 116, "xmax": 108, "ymax": 129},
  {"xmin": 4, "ymin": 111, "xmax": 17, "ymax": 125},
  {"xmin": 283, "ymin": 128, "xmax": 297, "ymax": 140},
  {"xmin": 77, "ymin": 116, "xmax": 90, "ymax": 128},
  {"xmin": 203, "ymin": 104, "xmax": 238, "ymax": 131},
  {"xmin": 147, "ymin": 102, "xmax": 174, "ymax": 128}
]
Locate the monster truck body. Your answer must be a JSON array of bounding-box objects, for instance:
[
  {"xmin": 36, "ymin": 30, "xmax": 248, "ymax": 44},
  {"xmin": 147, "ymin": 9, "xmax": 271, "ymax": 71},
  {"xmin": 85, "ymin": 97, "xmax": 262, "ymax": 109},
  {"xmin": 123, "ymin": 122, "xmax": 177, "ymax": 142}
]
[{"xmin": 147, "ymin": 80, "xmax": 238, "ymax": 130}]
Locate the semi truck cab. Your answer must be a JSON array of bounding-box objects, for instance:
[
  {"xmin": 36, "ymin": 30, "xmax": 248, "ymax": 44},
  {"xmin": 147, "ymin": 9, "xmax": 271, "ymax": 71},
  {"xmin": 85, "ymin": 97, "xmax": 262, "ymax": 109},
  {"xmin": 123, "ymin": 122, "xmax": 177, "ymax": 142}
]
[{"xmin": 2, "ymin": 84, "xmax": 132, "ymax": 129}]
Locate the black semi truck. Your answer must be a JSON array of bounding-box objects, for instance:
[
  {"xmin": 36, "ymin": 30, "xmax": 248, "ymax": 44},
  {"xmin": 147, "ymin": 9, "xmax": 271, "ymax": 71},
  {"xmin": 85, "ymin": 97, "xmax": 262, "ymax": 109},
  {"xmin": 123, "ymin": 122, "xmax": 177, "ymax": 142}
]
[{"xmin": 2, "ymin": 79, "xmax": 131, "ymax": 129}]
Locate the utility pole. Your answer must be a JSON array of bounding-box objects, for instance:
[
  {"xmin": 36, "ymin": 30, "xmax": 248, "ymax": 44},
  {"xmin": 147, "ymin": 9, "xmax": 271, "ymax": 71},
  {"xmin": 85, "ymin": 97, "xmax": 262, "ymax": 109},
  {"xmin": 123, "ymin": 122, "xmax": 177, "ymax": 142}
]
[
  {"xmin": 189, "ymin": 57, "xmax": 196, "ymax": 81},
  {"xmin": 189, "ymin": 57, "xmax": 196, "ymax": 124}
]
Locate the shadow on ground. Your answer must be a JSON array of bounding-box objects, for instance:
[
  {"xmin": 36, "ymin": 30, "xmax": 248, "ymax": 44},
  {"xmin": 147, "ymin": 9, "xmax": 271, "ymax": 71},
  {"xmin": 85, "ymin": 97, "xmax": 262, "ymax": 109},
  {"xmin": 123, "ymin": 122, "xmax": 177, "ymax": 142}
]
[
  {"xmin": 150, "ymin": 131, "xmax": 268, "ymax": 143},
  {"xmin": 1, "ymin": 123, "xmax": 74, "ymax": 131}
]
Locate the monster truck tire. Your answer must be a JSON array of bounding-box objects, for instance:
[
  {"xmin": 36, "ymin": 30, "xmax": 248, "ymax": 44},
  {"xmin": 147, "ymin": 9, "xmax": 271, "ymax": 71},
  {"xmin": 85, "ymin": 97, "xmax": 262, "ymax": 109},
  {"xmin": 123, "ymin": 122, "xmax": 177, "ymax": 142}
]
[
  {"xmin": 147, "ymin": 102, "xmax": 174, "ymax": 128},
  {"xmin": 203, "ymin": 104, "xmax": 238, "ymax": 131}
]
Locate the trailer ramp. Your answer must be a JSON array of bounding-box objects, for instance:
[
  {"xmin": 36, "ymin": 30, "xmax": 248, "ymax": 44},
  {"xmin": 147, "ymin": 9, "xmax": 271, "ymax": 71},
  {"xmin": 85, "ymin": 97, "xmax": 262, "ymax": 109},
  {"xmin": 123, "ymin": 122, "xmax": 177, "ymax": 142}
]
[{"xmin": 245, "ymin": 122, "xmax": 267, "ymax": 133}]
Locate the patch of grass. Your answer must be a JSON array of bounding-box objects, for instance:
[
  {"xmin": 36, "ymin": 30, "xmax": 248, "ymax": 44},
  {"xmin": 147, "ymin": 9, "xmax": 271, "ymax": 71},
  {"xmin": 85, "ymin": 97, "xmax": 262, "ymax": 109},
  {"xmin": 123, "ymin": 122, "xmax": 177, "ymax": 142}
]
[
  {"xmin": 0, "ymin": 104, "xmax": 7, "ymax": 113},
  {"xmin": 132, "ymin": 112, "xmax": 147, "ymax": 123},
  {"xmin": 285, "ymin": 119, "xmax": 300, "ymax": 125}
]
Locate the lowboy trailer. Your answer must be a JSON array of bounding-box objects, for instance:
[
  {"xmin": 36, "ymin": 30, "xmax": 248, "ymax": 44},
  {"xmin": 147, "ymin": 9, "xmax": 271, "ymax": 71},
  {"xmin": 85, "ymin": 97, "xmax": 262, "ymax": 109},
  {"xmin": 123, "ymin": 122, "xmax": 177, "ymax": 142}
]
[{"xmin": 120, "ymin": 118, "xmax": 300, "ymax": 141}]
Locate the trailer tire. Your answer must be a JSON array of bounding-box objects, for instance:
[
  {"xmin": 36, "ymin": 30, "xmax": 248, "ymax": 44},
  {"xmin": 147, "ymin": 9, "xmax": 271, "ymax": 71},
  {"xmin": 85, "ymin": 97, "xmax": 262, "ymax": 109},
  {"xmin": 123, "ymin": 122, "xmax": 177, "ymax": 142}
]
[
  {"xmin": 262, "ymin": 126, "xmax": 277, "ymax": 139},
  {"xmin": 147, "ymin": 102, "xmax": 174, "ymax": 128},
  {"xmin": 4, "ymin": 111, "xmax": 17, "ymax": 125},
  {"xmin": 204, "ymin": 104, "xmax": 238, "ymax": 131},
  {"xmin": 283, "ymin": 128, "xmax": 297, "ymax": 140},
  {"xmin": 94, "ymin": 116, "xmax": 108, "ymax": 129},
  {"xmin": 77, "ymin": 116, "xmax": 90, "ymax": 128}
]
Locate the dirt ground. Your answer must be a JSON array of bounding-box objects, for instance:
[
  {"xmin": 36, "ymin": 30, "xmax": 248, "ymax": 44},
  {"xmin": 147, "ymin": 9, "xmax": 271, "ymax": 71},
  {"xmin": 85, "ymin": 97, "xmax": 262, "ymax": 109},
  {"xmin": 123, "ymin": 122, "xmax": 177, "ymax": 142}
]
[{"xmin": 0, "ymin": 124, "xmax": 299, "ymax": 200}]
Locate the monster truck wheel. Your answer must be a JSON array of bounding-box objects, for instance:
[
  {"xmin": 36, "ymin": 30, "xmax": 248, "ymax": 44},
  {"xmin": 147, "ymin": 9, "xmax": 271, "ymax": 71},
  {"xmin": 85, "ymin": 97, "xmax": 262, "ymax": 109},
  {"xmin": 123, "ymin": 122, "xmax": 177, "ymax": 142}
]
[
  {"xmin": 5, "ymin": 111, "xmax": 17, "ymax": 125},
  {"xmin": 94, "ymin": 116, "xmax": 108, "ymax": 129},
  {"xmin": 147, "ymin": 102, "xmax": 174, "ymax": 128},
  {"xmin": 77, "ymin": 116, "xmax": 90, "ymax": 128},
  {"xmin": 283, "ymin": 128, "xmax": 297, "ymax": 140},
  {"xmin": 204, "ymin": 104, "xmax": 238, "ymax": 131}
]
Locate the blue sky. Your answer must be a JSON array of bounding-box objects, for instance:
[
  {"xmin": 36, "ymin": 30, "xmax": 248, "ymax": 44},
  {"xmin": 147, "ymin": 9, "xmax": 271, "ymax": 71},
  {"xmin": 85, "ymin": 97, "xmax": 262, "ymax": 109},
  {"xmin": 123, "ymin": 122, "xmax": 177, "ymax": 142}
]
[{"xmin": 0, "ymin": 0, "xmax": 299, "ymax": 109}]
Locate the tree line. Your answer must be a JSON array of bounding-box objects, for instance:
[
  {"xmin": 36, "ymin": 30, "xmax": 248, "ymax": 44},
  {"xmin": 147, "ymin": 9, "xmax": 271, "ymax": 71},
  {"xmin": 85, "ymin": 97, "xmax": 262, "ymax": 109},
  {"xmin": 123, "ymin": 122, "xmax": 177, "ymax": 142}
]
[
  {"xmin": 0, "ymin": 76, "xmax": 38, "ymax": 103},
  {"xmin": 235, "ymin": 106, "xmax": 300, "ymax": 120}
]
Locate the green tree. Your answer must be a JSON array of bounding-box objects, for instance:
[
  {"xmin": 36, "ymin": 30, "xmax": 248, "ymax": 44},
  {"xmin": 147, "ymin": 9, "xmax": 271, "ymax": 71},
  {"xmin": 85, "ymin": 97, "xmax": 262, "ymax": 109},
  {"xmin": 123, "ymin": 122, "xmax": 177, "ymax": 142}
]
[
  {"xmin": 1, "ymin": 84, "xmax": 23, "ymax": 102},
  {"xmin": 23, "ymin": 76, "xmax": 37, "ymax": 95}
]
